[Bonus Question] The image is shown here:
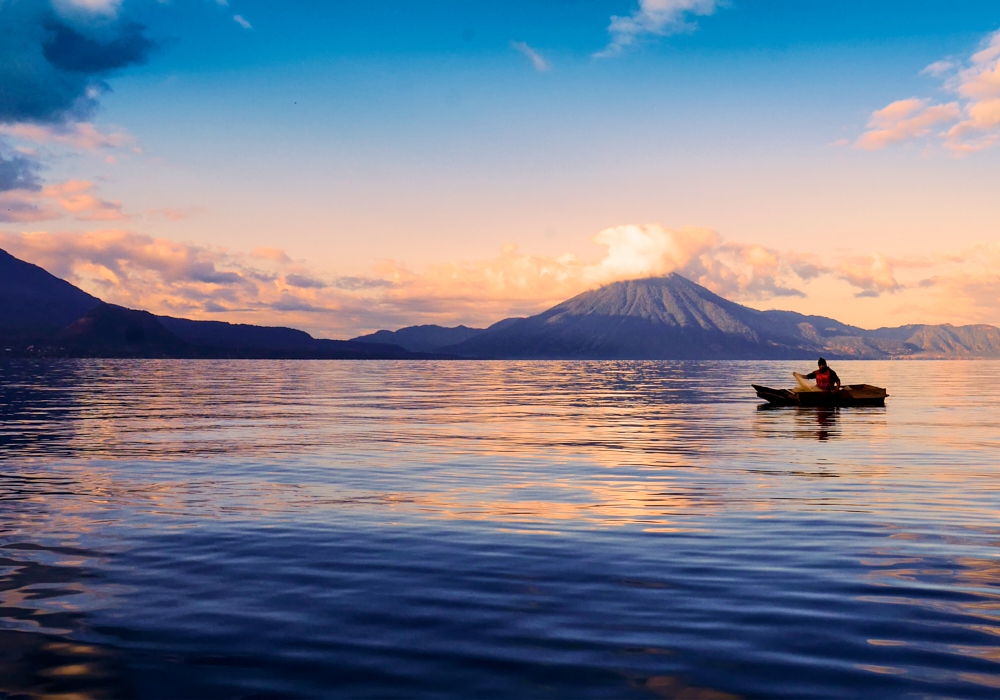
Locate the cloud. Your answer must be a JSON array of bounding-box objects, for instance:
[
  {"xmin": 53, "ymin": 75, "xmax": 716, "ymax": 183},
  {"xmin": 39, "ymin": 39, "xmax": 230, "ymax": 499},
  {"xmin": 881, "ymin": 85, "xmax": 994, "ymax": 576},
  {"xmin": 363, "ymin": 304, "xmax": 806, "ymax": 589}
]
[
  {"xmin": 920, "ymin": 60, "xmax": 957, "ymax": 77},
  {"xmin": 366, "ymin": 225, "xmax": 821, "ymax": 330},
  {"xmin": 251, "ymin": 247, "xmax": 291, "ymax": 263},
  {"xmin": 0, "ymin": 229, "xmax": 251, "ymax": 297},
  {"xmin": 53, "ymin": 0, "xmax": 124, "ymax": 17},
  {"xmin": 0, "ymin": 179, "xmax": 125, "ymax": 222},
  {"xmin": 597, "ymin": 0, "xmax": 721, "ymax": 57},
  {"xmin": 510, "ymin": 41, "xmax": 550, "ymax": 72},
  {"xmin": 858, "ymin": 28, "xmax": 1000, "ymax": 152},
  {"xmin": 943, "ymin": 31, "xmax": 1000, "ymax": 152},
  {"xmin": 835, "ymin": 253, "xmax": 900, "ymax": 297},
  {"xmin": 0, "ymin": 121, "xmax": 136, "ymax": 151},
  {"xmin": 0, "ymin": 199, "xmax": 58, "ymax": 223},
  {"xmin": 0, "ymin": 1, "xmax": 155, "ymax": 125},
  {"xmin": 3, "ymin": 225, "xmax": 999, "ymax": 338},
  {"xmin": 589, "ymin": 224, "xmax": 716, "ymax": 279},
  {"xmin": 43, "ymin": 20, "xmax": 154, "ymax": 74},
  {"xmin": 855, "ymin": 98, "xmax": 961, "ymax": 150},
  {"xmin": 233, "ymin": 14, "xmax": 252, "ymax": 30},
  {"xmin": 0, "ymin": 153, "xmax": 42, "ymax": 192},
  {"xmin": 331, "ymin": 276, "xmax": 394, "ymax": 291},
  {"xmin": 0, "ymin": 229, "xmax": 375, "ymax": 331},
  {"xmin": 285, "ymin": 273, "xmax": 327, "ymax": 289},
  {"xmin": 43, "ymin": 180, "xmax": 126, "ymax": 220},
  {"xmin": 2, "ymin": 225, "xmax": 809, "ymax": 335},
  {"xmin": 888, "ymin": 243, "xmax": 1000, "ymax": 325}
]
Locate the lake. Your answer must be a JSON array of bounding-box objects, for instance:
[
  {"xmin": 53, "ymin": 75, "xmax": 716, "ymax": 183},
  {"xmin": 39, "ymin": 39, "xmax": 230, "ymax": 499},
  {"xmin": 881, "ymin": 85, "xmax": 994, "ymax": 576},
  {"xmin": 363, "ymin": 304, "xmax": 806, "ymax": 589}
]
[{"xmin": 1, "ymin": 359, "xmax": 999, "ymax": 699}]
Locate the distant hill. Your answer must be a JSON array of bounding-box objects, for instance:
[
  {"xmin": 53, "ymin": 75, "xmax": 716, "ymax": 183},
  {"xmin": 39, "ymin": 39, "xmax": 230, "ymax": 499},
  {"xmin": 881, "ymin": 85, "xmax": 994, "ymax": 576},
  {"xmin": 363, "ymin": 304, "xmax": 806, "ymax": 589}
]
[
  {"xmin": 4, "ymin": 246, "xmax": 998, "ymax": 360},
  {"xmin": 866, "ymin": 324, "xmax": 1000, "ymax": 357},
  {"xmin": 0, "ymin": 247, "xmax": 436, "ymax": 359},
  {"xmin": 58, "ymin": 303, "xmax": 192, "ymax": 358},
  {"xmin": 158, "ymin": 315, "xmax": 426, "ymax": 359},
  {"xmin": 352, "ymin": 324, "xmax": 485, "ymax": 353},
  {"xmin": 159, "ymin": 316, "xmax": 325, "ymax": 352},
  {"xmin": 49, "ymin": 304, "xmax": 424, "ymax": 359},
  {"xmin": 422, "ymin": 275, "xmax": 1000, "ymax": 360},
  {"xmin": 0, "ymin": 248, "xmax": 101, "ymax": 342}
]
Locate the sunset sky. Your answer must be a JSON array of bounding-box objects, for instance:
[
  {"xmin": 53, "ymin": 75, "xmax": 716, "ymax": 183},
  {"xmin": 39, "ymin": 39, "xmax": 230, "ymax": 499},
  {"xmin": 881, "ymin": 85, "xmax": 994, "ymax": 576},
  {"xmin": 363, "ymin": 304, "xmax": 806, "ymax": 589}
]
[{"xmin": 1, "ymin": 0, "xmax": 999, "ymax": 337}]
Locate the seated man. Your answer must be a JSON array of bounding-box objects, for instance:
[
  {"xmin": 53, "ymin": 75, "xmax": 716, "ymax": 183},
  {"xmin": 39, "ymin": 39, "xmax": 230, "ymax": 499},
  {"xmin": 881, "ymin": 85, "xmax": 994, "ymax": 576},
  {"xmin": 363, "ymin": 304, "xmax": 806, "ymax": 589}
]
[{"xmin": 806, "ymin": 357, "xmax": 841, "ymax": 392}]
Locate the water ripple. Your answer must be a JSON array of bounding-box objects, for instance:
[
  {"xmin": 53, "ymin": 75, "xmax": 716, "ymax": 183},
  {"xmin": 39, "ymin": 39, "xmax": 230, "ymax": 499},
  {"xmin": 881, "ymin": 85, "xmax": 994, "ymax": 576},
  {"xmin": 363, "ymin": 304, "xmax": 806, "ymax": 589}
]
[{"xmin": 0, "ymin": 359, "xmax": 998, "ymax": 698}]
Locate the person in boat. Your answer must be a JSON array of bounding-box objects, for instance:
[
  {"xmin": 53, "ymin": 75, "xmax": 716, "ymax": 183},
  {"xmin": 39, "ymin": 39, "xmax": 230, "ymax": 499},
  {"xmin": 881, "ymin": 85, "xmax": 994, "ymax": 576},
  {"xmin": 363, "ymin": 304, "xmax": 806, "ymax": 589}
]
[{"xmin": 805, "ymin": 358, "xmax": 841, "ymax": 392}]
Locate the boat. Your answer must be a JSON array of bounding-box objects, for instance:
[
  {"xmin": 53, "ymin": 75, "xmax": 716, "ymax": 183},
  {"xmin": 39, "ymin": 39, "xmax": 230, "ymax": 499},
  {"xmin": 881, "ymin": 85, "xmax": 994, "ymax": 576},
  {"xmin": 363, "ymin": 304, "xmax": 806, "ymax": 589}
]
[{"xmin": 752, "ymin": 372, "xmax": 887, "ymax": 407}]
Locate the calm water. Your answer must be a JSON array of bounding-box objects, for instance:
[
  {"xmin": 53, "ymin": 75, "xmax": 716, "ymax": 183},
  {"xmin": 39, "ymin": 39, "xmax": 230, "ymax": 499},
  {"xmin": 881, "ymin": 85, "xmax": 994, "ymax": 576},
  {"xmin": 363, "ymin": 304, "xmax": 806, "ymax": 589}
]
[{"xmin": 1, "ymin": 360, "xmax": 999, "ymax": 699}]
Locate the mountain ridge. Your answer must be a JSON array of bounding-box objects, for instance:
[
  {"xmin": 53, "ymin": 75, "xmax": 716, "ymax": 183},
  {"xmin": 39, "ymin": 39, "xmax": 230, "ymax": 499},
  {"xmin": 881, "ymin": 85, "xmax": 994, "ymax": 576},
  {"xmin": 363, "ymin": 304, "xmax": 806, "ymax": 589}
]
[
  {"xmin": 352, "ymin": 324, "xmax": 485, "ymax": 353},
  {"xmin": 0, "ymin": 249, "xmax": 442, "ymax": 359},
  {"xmin": 0, "ymin": 248, "xmax": 102, "ymax": 341},
  {"xmin": 2, "ymin": 247, "xmax": 997, "ymax": 360},
  {"xmin": 357, "ymin": 275, "xmax": 1000, "ymax": 360}
]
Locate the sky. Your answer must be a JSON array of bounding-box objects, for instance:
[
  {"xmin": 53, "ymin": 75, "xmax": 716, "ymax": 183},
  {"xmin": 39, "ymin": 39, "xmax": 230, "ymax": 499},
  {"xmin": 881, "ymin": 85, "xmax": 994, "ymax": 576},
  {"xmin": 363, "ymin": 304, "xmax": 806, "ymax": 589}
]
[{"xmin": 1, "ymin": 0, "xmax": 999, "ymax": 337}]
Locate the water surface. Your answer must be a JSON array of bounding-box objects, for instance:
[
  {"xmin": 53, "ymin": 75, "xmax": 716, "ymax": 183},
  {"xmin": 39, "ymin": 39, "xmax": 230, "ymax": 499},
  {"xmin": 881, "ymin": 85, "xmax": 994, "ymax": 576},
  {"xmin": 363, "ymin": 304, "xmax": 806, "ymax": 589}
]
[{"xmin": 1, "ymin": 359, "xmax": 999, "ymax": 699}]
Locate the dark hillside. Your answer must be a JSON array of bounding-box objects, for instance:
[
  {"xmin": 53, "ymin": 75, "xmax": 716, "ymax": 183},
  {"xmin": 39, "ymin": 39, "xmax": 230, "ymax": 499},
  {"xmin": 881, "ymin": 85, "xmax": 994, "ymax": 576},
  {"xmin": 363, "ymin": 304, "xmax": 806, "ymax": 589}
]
[
  {"xmin": 352, "ymin": 324, "xmax": 484, "ymax": 353},
  {"xmin": 0, "ymin": 248, "xmax": 100, "ymax": 341},
  {"xmin": 58, "ymin": 304, "xmax": 192, "ymax": 358},
  {"xmin": 159, "ymin": 316, "xmax": 319, "ymax": 352}
]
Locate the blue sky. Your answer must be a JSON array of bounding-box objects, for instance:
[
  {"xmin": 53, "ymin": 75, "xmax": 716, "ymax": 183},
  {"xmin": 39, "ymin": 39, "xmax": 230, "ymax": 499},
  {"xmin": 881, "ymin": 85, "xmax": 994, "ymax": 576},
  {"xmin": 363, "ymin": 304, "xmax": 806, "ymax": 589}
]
[{"xmin": 2, "ymin": 0, "xmax": 1000, "ymax": 335}]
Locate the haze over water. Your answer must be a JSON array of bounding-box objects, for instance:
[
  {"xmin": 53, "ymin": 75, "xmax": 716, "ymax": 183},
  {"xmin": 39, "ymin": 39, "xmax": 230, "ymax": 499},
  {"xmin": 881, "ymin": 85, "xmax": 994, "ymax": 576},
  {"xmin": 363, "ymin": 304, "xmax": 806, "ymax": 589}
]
[{"xmin": 1, "ymin": 359, "xmax": 999, "ymax": 699}]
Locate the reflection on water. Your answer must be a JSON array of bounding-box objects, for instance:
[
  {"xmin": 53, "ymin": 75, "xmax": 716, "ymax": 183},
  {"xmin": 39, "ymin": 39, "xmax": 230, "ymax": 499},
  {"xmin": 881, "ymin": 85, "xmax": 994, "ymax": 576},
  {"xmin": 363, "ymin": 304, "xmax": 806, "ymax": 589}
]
[
  {"xmin": 756, "ymin": 404, "xmax": 846, "ymax": 441},
  {"xmin": 0, "ymin": 359, "xmax": 999, "ymax": 698}
]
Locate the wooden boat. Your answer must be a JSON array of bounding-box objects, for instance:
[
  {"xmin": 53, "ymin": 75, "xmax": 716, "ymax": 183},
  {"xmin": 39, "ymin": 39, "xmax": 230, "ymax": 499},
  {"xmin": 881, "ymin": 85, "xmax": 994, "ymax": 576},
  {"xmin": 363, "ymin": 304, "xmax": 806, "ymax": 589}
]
[{"xmin": 752, "ymin": 382, "xmax": 887, "ymax": 407}]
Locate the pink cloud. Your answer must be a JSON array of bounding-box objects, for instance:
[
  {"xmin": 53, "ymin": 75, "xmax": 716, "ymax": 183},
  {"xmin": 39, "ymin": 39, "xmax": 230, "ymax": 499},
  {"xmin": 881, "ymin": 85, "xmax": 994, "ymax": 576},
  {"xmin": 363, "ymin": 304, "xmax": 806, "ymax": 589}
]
[
  {"xmin": 855, "ymin": 99, "xmax": 960, "ymax": 150},
  {"xmin": 857, "ymin": 28, "xmax": 1000, "ymax": 153},
  {"xmin": 251, "ymin": 246, "xmax": 292, "ymax": 263},
  {"xmin": 0, "ymin": 196, "xmax": 59, "ymax": 223},
  {"xmin": 3, "ymin": 226, "xmax": 999, "ymax": 337},
  {"xmin": 835, "ymin": 253, "xmax": 900, "ymax": 297},
  {"xmin": 143, "ymin": 207, "xmax": 206, "ymax": 222},
  {"xmin": 0, "ymin": 181, "xmax": 127, "ymax": 223},
  {"xmin": 43, "ymin": 181, "xmax": 127, "ymax": 221},
  {"xmin": 0, "ymin": 122, "xmax": 136, "ymax": 152}
]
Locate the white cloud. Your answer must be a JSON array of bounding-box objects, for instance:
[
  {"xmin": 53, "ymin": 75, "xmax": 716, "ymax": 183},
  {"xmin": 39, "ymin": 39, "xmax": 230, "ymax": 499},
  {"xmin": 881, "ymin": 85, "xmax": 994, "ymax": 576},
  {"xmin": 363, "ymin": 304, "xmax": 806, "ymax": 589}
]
[
  {"xmin": 920, "ymin": 60, "xmax": 956, "ymax": 77},
  {"xmin": 233, "ymin": 14, "xmax": 252, "ymax": 30},
  {"xmin": 588, "ymin": 224, "xmax": 717, "ymax": 281},
  {"xmin": 510, "ymin": 41, "xmax": 551, "ymax": 72},
  {"xmin": 596, "ymin": 0, "xmax": 721, "ymax": 57}
]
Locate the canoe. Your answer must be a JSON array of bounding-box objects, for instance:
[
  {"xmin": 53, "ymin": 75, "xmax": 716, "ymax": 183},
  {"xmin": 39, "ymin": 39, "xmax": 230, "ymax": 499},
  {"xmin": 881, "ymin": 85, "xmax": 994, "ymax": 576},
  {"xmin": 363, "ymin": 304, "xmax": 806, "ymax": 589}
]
[{"xmin": 752, "ymin": 383, "xmax": 887, "ymax": 407}]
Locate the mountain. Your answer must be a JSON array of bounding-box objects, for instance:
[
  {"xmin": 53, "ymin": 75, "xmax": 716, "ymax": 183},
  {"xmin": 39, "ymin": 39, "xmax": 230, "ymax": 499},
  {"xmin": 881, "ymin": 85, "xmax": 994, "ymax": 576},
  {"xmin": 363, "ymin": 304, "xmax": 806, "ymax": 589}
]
[
  {"xmin": 0, "ymin": 247, "xmax": 436, "ymax": 359},
  {"xmin": 430, "ymin": 275, "xmax": 1000, "ymax": 360},
  {"xmin": 0, "ymin": 248, "xmax": 101, "ymax": 342},
  {"xmin": 159, "ymin": 316, "xmax": 330, "ymax": 352},
  {"xmin": 352, "ymin": 324, "xmax": 485, "ymax": 353},
  {"xmin": 443, "ymin": 274, "xmax": 816, "ymax": 359},
  {"xmin": 866, "ymin": 324, "xmax": 1000, "ymax": 357},
  {"xmin": 58, "ymin": 303, "xmax": 193, "ymax": 358},
  {"xmin": 157, "ymin": 315, "xmax": 428, "ymax": 359},
  {"xmin": 4, "ymin": 246, "xmax": 998, "ymax": 360}
]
